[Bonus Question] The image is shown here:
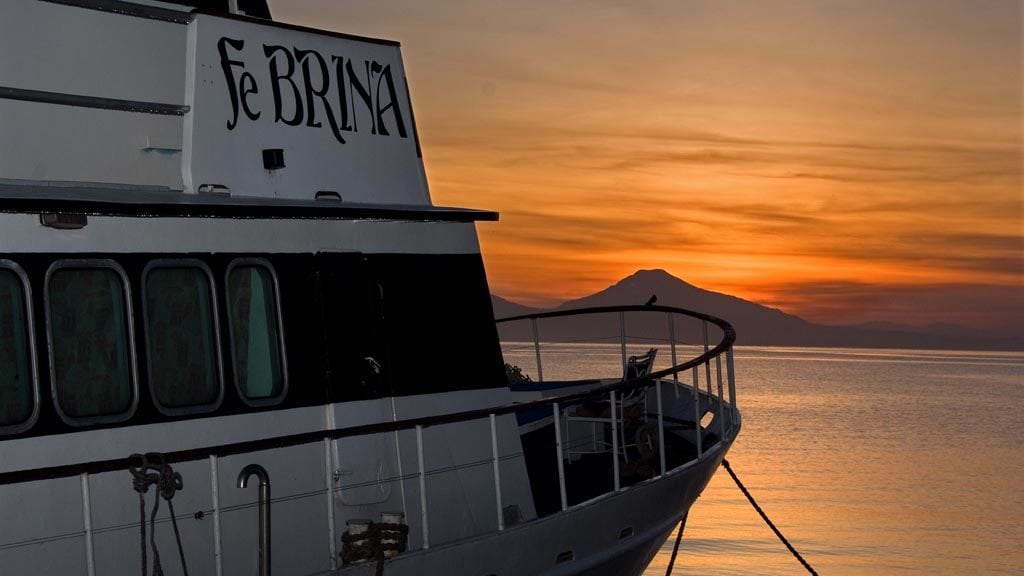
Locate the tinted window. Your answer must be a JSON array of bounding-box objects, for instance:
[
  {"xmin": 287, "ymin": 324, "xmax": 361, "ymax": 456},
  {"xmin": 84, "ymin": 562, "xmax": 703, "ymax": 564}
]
[
  {"xmin": 0, "ymin": 268, "xmax": 33, "ymax": 428},
  {"xmin": 145, "ymin": 266, "xmax": 220, "ymax": 411},
  {"xmin": 370, "ymin": 254, "xmax": 506, "ymax": 396},
  {"xmin": 48, "ymin": 267, "xmax": 134, "ymax": 419},
  {"xmin": 227, "ymin": 263, "xmax": 284, "ymax": 401}
]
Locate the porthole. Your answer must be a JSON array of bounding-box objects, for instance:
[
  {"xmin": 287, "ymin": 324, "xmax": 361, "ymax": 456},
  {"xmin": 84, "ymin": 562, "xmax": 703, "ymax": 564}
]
[
  {"xmin": 45, "ymin": 260, "xmax": 138, "ymax": 426},
  {"xmin": 0, "ymin": 260, "xmax": 39, "ymax": 435}
]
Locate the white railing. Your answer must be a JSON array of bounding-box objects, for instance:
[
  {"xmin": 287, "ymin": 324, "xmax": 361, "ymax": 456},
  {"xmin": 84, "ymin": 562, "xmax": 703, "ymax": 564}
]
[{"xmin": 496, "ymin": 304, "xmax": 739, "ymax": 504}]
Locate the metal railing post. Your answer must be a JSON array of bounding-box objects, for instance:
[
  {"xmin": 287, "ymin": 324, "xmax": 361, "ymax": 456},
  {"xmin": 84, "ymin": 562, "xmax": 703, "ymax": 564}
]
[
  {"xmin": 611, "ymin": 390, "xmax": 620, "ymax": 491},
  {"xmin": 619, "ymin": 311, "xmax": 627, "ymax": 376},
  {"xmin": 726, "ymin": 348, "xmax": 738, "ymax": 429},
  {"xmin": 552, "ymin": 403, "xmax": 568, "ymax": 511},
  {"xmin": 703, "ymin": 321, "xmax": 713, "ymax": 400},
  {"xmin": 80, "ymin": 473, "xmax": 95, "ymax": 576},
  {"xmin": 667, "ymin": 313, "xmax": 679, "ymax": 399},
  {"xmin": 490, "ymin": 414, "xmax": 504, "ymax": 531},
  {"xmin": 415, "ymin": 425, "xmax": 429, "ymax": 549},
  {"xmin": 323, "ymin": 439, "xmax": 337, "ymax": 569},
  {"xmin": 210, "ymin": 455, "xmax": 224, "ymax": 576},
  {"xmin": 531, "ymin": 318, "xmax": 544, "ymax": 382},
  {"xmin": 656, "ymin": 379, "xmax": 666, "ymax": 476},
  {"xmin": 692, "ymin": 364, "xmax": 702, "ymax": 460},
  {"xmin": 716, "ymin": 354, "xmax": 726, "ymax": 442},
  {"xmin": 390, "ymin": 397, "xmax": 409, "ymax": 521}
]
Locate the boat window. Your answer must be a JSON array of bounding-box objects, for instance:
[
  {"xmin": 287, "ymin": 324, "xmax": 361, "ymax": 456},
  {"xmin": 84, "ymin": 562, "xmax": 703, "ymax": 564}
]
[
  {"xmin": 0, "ymin": 263, "xmax": 37, "ymax": 433},
  {"xmin": 226, "ymin": 260, "xmax": 286, "ymax": 404},
  {"xmin": 46, "ymin": 262, "xmax": 136, "ymax": 424},
  {"xmin": 143, "ymin": 262, "xmax": 222, "ymax": 414}
]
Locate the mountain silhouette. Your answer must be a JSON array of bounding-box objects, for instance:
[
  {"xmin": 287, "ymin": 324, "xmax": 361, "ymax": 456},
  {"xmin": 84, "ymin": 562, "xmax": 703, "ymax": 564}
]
[
  {"xmin": 491, "ymin": 294, "xmax": 542, "ymax": 320},
  {"xmin": 493, "ymin": 269, "xmax": 1022, "ymax": 350}
]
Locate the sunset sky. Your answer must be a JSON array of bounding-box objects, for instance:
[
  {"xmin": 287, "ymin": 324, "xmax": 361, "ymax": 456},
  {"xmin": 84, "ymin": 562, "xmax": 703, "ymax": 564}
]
[{"xmin": 274, "ymin": 0, "xmax": 1022, "ymax": 336}]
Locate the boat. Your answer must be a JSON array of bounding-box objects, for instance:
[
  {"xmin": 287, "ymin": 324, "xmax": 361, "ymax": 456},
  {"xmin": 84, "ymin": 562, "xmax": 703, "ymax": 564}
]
[{"xmin": 0, "ymin": 1, "xmax": 741, "ymax": 575}]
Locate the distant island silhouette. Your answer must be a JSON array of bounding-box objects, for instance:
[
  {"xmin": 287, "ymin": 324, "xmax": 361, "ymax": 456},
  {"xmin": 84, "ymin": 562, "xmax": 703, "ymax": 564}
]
[{"xmin": 493, "ymin": 269, "xmax": 1023, "ymax": 351}]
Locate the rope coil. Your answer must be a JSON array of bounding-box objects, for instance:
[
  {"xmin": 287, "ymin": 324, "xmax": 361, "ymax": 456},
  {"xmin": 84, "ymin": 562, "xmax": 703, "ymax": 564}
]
[
  {"xmin": 129, "ymin": 453, "xmax": 190, "ymax": 576},
  {"xmin": 341, "ymin": 522, "xmax": 409, "ymax": 576}
]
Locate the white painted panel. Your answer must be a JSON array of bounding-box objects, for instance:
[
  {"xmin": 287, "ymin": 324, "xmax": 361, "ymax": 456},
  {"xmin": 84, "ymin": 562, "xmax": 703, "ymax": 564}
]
[
  {"xmin": 0, "ymin": 477, "xmax": 87, "ymax": 575},
  {"xmin": 0, "ymin": 100, "xmax": 182, "ymax": 188},
  {"xmin": 182, "ymin": 14, "xmax": 430, "ymax": 204},
  {"xmin": 393, "ymin": 389, "xmax": 538, "ymax": 548},
  {"xmin": 0, "ymin": 0, "xmax": 187, "ymax": 103}
]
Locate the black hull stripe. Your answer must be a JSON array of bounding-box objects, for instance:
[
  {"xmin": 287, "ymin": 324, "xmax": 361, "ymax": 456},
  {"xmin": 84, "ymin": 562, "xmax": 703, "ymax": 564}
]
[
  {"xmin": 0, "ymin": 197, "xmax": 498, "ymax": 222},
  {"xmin": 39, "ymin": 0, "xmax": 193, "ymax": 23}
]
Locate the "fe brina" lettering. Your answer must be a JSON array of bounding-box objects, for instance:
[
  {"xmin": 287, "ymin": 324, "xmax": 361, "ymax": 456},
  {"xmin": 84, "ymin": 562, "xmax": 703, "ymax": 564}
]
[{"xmin": 217, "ymin": 36, "xmax": 409, "ymax": 146}]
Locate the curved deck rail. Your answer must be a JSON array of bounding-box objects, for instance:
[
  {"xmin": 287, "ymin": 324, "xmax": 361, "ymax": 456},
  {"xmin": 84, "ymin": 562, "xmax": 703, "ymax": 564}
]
[
  {"xmin": 497, "ymin": 303, "xmax": 736, "ymax": 386},
  {"xmin": 496, "ymin": 305, "xmax": 739, "ymax": 501}
]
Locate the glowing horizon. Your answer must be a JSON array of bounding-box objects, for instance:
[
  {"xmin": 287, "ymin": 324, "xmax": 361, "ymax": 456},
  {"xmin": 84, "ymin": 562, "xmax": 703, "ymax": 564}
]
[{"xmin": 274, "ymin": 0, "xmax": 1022, "ymax": 336}]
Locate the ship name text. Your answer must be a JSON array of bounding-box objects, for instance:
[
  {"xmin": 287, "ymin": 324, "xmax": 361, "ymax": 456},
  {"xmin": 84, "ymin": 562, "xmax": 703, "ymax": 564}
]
[{"xmin": 217, "ymin": 37, "xmax": 409, "ymax": 145}]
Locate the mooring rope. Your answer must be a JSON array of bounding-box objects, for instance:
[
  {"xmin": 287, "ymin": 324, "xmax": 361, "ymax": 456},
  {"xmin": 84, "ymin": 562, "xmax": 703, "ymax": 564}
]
[
  {"xmin": 722, "ymin": 459, "xmax": 818, "ymax": 575},
  {"xmin": 663, "ymin": 513, "xmax": 687, "ymax": 576}
]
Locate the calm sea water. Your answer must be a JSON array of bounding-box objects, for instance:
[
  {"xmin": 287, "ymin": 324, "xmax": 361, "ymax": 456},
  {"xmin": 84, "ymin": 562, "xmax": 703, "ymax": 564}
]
[{"xmin": 502, "ymin": 344, "xmax": 1024, "ymax": 575}]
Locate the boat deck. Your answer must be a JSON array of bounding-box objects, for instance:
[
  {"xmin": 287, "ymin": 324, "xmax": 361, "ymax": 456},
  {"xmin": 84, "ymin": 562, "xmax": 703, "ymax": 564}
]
[{"xmin": 520, "ymin": 389, "xmax": 721, "ymax": 516}]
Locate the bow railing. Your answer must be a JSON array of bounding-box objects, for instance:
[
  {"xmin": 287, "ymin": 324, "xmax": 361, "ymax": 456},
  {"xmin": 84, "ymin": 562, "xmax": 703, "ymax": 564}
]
[{"xmin": 496, "ymin": 305, "xmax": 739, "ymax": 501}]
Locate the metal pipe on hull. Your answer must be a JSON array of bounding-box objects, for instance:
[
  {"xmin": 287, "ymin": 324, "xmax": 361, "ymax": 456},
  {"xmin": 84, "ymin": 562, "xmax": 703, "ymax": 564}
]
[{"xmin": 238, "ymin": 464, "xmax": 272, "ymax": 576}]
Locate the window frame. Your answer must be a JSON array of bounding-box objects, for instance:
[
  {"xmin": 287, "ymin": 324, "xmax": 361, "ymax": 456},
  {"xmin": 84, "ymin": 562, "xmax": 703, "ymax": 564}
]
[
  {"xmin": 0, "ymin": 260, "xmax": 40, "ymax": 435},
  {"xmin": 44, "ymin": 259, "xmax": 139, "ymax": 427},
  {"xmin": 224, "ymin": 258, "xmax": 289, "ymax": 407},
  {"xmin": 141, "ymin": 259, "xmax": 225, "ymax": 417}
]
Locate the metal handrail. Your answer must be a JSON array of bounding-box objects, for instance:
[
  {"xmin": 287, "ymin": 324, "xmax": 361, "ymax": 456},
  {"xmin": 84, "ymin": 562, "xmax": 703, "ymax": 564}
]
[
  {"xmin": 0, "ymin": 305, "xmax": 736, "ymax": 486},
  {"xmin": 500, "ymin": 304, "xmax": 738, "ymax": 494},
  {"xmin": 496, "ymin": 304, "xmax": 736, "ymax": 384}
]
